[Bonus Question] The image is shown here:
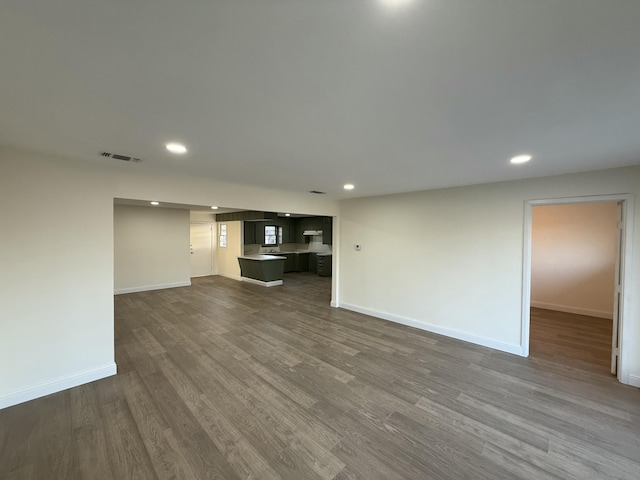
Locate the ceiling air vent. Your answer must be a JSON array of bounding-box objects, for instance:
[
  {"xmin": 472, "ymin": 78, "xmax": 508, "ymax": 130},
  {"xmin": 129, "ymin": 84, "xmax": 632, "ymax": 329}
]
[
  {"xmin": 308, "ymin": 190, "xmax": 326, "ymax": 195},
  {"xmin": 100, "ymin": 152, "xmax": 142, "ymax": 163}
]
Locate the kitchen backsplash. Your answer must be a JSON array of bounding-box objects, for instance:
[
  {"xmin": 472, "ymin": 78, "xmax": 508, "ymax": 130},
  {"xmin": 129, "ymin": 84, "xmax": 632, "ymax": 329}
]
[{"xmin": 244, "ymin": 238, "xmax": 332, "ymax": 255}]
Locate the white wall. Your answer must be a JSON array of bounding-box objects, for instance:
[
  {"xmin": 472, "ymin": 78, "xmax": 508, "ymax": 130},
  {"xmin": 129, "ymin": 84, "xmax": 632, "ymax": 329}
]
[
  {"xmin": 190, "ymin": 211, "xmax": 217, "ymax": 223},
  {"xmin": 114, "ymin": 205, "xmax": 191, "ymax": 294},
  {"xmin": 0, "ymin": 152, "xmax": 116, "ymax": 408},
  {"xmin": 338, "ymin": 165, "xmax": 640, "ymax": 386},
  {"xmin": 0, "ymin": 147, "xmax": 338, "ymax": 409},
  {"xmin": 531, "ymin": 202, "xmax": 617, "ymax": 318},
  {"xmin": 216, "ymin": 221, "xmax": 242, "ymax": 280}
]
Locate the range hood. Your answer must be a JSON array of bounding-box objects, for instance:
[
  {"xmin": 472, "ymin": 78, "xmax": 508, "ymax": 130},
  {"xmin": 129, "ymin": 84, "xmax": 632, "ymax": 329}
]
[{"xmin": 302, "ymin": 230, "xmax": 323, "ymax": 236}]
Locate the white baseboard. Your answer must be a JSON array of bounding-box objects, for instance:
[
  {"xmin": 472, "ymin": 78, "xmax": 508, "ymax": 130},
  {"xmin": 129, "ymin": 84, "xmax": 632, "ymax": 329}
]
[
  {"xmin": 0, "ymin": 363, "xmax": 117, "ymax": 410},
  {"xmin": 530, "ymin": 301, "xmax": 612, "ymax": 319},
  {"xmin": 217, "ymin": 273, "xmax": 243, "ymax": 282},
  {"xmin": 114, "ymin": 280, "xmax": 191, "ymax": 295},
  {"xmin": 339, "ymin": 302, "xmax": 523, "ymax": 356},
  {"xmin": 330, "ymin": 300, "xmax": 337, "ymax": 308},
  {"xmin": 241, "ymin": 277, "xmax": 283, "ymax": 287},
  {"xmin": 627, "ymin": 374, "xmax": 640, "ymax": 388}
]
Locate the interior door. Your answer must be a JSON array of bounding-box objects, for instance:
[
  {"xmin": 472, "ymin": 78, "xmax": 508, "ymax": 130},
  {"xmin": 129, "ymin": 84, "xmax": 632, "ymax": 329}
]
[
  {"xmin": 611, "ymin": 201, "xmax": 624, "ymax": 375},
  {"xmin": 190, "ymin": 223, "xmax": 213, "ymax": 278}
]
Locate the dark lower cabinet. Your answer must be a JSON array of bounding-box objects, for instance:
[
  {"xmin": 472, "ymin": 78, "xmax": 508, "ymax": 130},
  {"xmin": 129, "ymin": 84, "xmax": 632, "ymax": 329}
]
[
  {"xmin": 283, "ymin": 254, "xmax": 296, "ymax": 272},
  {"xmin": 317, "ymin": 254, "xmax": 332, "ymax": 277},
  {"xmin": 309, "ymin": 253, "xmax": 317, "ymax": 274},
  {"xmin": 296, "ymin": 253, "xmax": 309, "ymax": 272}
]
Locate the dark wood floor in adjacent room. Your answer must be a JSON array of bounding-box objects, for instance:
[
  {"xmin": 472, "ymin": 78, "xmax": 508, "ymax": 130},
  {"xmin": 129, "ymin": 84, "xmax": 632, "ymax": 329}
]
[
  {"xmin": 529, "ymin": 307, "xmax": 614, "ymax": 374},
  {"xmin": 1, "ymin": 274, "xmax": 639, "ymax": 479}
]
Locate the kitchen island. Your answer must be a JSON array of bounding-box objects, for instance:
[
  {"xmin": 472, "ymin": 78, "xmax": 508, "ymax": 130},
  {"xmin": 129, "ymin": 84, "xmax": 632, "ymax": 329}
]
[{"xmin": 237, "ymin": 254, "xmax": 286, "ymax": 287}]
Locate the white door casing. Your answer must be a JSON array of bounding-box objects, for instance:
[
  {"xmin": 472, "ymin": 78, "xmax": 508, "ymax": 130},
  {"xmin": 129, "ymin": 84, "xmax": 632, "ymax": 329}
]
[
  {"xmin": 521, "ymin": 194, "xmax": 634, "ymax": 384},
  {"xmin": 611, "ymin": 201, "xmax": 624, "ymax": 374}
]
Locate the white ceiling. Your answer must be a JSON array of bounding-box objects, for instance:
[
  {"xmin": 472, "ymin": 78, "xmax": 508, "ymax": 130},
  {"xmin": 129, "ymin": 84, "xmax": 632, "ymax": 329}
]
[
  {"xmin": 113, "ymin": 198, "xmax": 242, "ymax": 215},
  {"xmin": 2, "ymin": 0, "xmax": 640, "ymax": 199}
]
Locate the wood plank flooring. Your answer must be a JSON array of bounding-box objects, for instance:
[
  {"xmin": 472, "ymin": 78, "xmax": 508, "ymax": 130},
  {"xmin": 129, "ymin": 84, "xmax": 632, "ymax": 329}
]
[
  {"xmin": 2, "ymin": 274, "xmax": 640, "ymax": 479},
  {"xmin": 530, "ymin": 307, "xmax": 613, "ymax": 374}
]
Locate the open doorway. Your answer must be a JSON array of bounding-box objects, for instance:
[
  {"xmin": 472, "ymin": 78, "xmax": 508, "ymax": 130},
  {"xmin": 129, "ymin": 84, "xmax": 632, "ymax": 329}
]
[
  {"xmin": 530, "ymin": 202, "xmax": 618, "ymax": 374},
  {"xmin": 521, "ymin": 195, "xmax": 632, "ymax": 383}
]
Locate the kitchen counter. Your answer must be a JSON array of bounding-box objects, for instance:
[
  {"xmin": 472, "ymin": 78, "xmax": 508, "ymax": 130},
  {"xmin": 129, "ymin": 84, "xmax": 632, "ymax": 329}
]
[
  {"xmin": 262, "ymin": 251, "xmax": 306, "ymax": 255},
  {"xmin": 238, "ymin": 254, "xmax": 287, "ymax": 260},
  {"xmin": 237, "ymin": 255, "xmax": 286, "ymax": 286},
  {"xmin": 261, "ymin": 251, "xmax": 312, "ymax": 273}
]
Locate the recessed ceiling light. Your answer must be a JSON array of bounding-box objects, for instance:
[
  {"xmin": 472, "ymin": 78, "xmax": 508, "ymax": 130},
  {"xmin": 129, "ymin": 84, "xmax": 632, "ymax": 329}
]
[
  {"xmin": 344, "ymin": 183, "xmax": 355, "ymax": 190},
  {"xmin": 285, "ymin": 213, "xmax": 291, "ymax": 217},
  {"xmin": 166, "ymin": 143, "xmax": 187, "ymax": 154},
  {"xmin": 150, "ymin": 201, "xmax": 160, "ymax": 206},
  {"xmin": 211, "ymin": 206, "xmax": 219, "ymax": 210},
  {"xmin": 510, "ymin": 154, "xmax": 532, "ymax": 164}
]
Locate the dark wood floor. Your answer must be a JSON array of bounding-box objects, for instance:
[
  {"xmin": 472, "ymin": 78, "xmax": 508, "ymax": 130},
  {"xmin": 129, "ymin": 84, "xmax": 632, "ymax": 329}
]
[
  {"xmin": 2, "ymin": 274, "xmax": 640, "ymax": 479},
  {"xmin": 530, "ymin": 307, "xmax": 613, "ymax": 375}
]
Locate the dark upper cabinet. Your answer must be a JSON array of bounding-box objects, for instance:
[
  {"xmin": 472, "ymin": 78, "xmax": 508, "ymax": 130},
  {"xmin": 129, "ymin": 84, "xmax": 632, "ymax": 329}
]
[
  {"xmin": 254, "ymin": 221, "xmax": 266, "ymax": 245},
  {"xmin": 284, "ymin": 218, "xmax": 297, "ymax": 244},
  {"xmin": 291, "ymin": 216, "xmax": 332, "ymax": 244},
  {"xmin": 239, "ymin": 215, "xmax": 332, "ymax": 245},
  {"xmin": 294, "ymin": 218, "xmax": 306, "ymax": 243},
  {"xmin": 243, "ymin": 222, "xmax": 255, "ymax": 244},
  {"xmin": 216, "ymin": 211, "xmax": 277, "ymax": 222},
  {"xmin": 322, "ymin": 217, "xmax": 332, "ymax": 245}
]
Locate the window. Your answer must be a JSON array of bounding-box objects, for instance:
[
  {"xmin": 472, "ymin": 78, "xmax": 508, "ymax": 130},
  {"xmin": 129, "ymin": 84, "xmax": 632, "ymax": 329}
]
[
  {"xmin": 219, "ymin": 223, "xmax": 227, "ymax": 247},
  {"xmin": 264, "ymin": 225, "xmax": 277, "ymax": 246}
]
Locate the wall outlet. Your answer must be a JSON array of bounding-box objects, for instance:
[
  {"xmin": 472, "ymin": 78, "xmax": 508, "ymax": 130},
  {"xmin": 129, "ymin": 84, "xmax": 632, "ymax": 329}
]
[{"xmin": 354, "ymin": 244, "xmax": 362, "ymax": 251}]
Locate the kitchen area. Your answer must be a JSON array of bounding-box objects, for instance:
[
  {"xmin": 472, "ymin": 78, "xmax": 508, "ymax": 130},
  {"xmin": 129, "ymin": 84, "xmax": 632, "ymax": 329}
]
[{"xmin": 216, "ymin": 211, "xmax": 332, "ymax": 286}]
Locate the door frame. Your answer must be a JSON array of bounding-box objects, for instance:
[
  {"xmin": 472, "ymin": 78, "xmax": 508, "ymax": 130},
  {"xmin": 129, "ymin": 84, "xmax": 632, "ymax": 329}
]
[
  {"xmin": 190, "ymin": 222, "xmax": 215, "ymax": 278},
  {"xmin": 521, "ymin": 194, "xmax": 634, "ymax": 383}
]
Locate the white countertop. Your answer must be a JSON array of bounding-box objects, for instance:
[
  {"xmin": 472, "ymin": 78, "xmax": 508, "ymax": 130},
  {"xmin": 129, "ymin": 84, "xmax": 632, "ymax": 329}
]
[{"xmin": 238, "ymin": 254, "xmax": 287, "ymax": 261}]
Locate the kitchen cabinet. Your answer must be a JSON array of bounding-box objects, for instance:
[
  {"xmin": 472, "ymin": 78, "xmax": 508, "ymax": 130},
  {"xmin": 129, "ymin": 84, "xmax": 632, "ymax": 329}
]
[
  {"xmin": 280, "ymin": 218, "xmax": 295, "ymax": 244},
  {"xmin": 243, "ymin": 216, "xmax": 331, "ymax": 245},
  {"xmin": 317, "ymin": 254, "xmax": 332, "ymax": 277},
  {"xmin": 217, "ymin": 211, "xmax": 277, "ymax": 222},
  {"xmin": 274, "ymin": 253, "xmax": 296, "ymax": 272},
  {"xmin": 309, "ymin": 253, "xmax": 317, "ymax": 274},
  {"xmin": 216, "ymin": 210, "xmax": 278, "ymax": 222},
  {"xmin": 254, "ymin": 221, "xmax": 266, "ymax": 245},
  {"xmin": 296, "ymin": 253, "xmax": 309, "ymax": 272},
  {"xmin": 237, "ymin": 255, "xmax": 285, "ymax": 283},
  {"xmin": 322, "ymin": 217, "xmax": 332, "ymax": 245},
  {"xmin": 293, "ymin": 216, "xmax": 326, "ymax": 243},
  {"xmin": 243, "ymin": 222, "xmax": 256, "ymax": 244}
]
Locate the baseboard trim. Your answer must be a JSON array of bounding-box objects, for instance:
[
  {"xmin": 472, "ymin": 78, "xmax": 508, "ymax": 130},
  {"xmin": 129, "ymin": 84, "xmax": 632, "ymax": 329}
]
[
  {"xmin": 217, "ymin": 273, "xmax": 243, "ymax": 282},
  {"xmin": 114, "ymin": 281, "xmax": 191, "ymax": 295},
  {"xmin": 530, "ymin": 301, "xmax": 612, "ymax": 319},
  {"xmin": 0, "ymin": 363, "xmax": 117, "ymax": 410},
  {"xmin": 241, "ymin": 277, "xmax": 283, "ymax": 287},
  {"xmin": 339, "ymin": 302, "xmax": 523, "ymax": 356},
  {"xmin": 627, "ymin": 374, "xmax": 640, "ymax": 388}
]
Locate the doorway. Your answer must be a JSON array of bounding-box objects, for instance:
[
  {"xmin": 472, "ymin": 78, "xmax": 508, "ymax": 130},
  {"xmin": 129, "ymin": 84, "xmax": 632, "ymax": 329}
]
[
  {"xmin": 521, "ymin": 195, "xmax": 632, "ymax": 382},
  {"xmin": 190, "ymin": 223, "xmax": 214, "ymax": 277}
]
